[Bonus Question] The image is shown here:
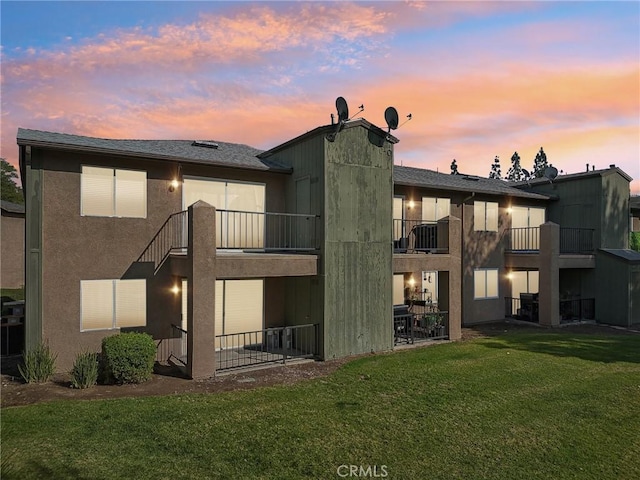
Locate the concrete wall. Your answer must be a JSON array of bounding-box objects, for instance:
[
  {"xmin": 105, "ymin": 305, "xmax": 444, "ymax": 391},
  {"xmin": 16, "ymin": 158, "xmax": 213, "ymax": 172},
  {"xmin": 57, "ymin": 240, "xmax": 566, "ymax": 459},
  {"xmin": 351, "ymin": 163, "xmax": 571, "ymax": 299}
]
[
  {"xmin": 322, "ymin": 125, "xmax": 394, "ymax": 358},
  {"xmin": 1, "ymin": 211, "xmax": 25, "ymax": 288}
]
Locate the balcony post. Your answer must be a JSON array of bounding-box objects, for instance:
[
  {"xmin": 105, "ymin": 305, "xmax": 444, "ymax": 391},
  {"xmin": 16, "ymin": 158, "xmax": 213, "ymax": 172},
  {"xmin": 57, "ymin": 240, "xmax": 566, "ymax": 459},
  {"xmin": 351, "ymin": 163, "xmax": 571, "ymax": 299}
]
[
  {"xmin": 187, "ymin": 201, "xmax": 217, "ymax": 379},
  {"xmin": 448, "ymin": 216, "xmax": 462, "ymax": 340},
  {"xmin": 539, "ymin": 222, "xmax": 560, "ymax": 327}
]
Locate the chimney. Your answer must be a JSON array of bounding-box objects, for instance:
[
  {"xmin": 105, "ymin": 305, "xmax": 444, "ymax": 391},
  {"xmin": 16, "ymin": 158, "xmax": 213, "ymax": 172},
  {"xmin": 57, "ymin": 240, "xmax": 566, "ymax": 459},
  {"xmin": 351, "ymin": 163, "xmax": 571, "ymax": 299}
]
[
  {"xmin": 586, "ymin": 163, "xmax": 589, "ymax": 172},
  {"xmin": 609, "ymin": 164, "xmax": 616, "ymax": 169}
]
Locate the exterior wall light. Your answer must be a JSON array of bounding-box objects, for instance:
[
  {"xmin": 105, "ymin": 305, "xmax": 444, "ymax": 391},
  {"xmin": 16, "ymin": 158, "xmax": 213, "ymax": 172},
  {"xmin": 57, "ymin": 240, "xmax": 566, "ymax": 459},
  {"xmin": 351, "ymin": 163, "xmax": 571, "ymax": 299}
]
[
  {"xmin": 169, "ymin": 179, "xmax": 180, "ymax": 192},
  {"xmin": 171, "ymin": 284, "xmax": 180, "ymax": 295},
  {"xmin": 407, "ymin": 200, "xmax": 415, "ymax": 209}
]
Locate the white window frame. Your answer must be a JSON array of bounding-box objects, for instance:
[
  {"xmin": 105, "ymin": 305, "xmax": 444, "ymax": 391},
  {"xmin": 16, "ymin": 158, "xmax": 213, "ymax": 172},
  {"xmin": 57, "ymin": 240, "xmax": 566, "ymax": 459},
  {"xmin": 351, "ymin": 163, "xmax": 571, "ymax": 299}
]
[
  {"xmin": 474, "ymin": 201, "xmax": 499, "ymax": 232},
  {"xmin": 81, "ymin": 166, "xmax": 147, "ymax": 218},
  {"xmin": 80, "ymin": 279, "xmax": 146, "ymax": 331},
  {"xmin": 474, "ymin": 268, "xmax": 499, "ymax": 300}
]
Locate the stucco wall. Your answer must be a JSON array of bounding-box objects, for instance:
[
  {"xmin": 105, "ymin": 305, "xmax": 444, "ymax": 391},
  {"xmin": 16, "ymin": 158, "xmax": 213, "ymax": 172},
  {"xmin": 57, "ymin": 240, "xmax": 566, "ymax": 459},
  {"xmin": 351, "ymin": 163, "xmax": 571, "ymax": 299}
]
[{"xmin": 1, "ymin": 212, "xmax": 25, "ymax": 288}]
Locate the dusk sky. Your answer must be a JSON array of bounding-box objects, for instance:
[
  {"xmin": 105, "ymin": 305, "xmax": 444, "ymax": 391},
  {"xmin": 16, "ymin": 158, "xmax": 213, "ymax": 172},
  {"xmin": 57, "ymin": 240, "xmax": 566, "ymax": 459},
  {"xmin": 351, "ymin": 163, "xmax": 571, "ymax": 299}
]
[{"xmin": 2, "ymin": 1, "xmax": 639, "ymax": 193}]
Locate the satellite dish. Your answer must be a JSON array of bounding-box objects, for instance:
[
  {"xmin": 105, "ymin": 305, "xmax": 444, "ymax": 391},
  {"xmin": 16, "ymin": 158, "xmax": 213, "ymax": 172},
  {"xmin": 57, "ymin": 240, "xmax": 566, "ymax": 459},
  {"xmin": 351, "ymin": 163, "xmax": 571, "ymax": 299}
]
[
  {"xmin": 336, "ymin": 97, "xmax": 349, "ymax": 123},
  {"xmin": 385, "ymin": 106, "xmax": 399, "ymax": 132},
  {"xmin": 544, "ymin": 166, "xmax": 558, "ymax": 181},
  {"xmin": 522, "ymin": 169, "xmax": 530, "ymax": 178}
]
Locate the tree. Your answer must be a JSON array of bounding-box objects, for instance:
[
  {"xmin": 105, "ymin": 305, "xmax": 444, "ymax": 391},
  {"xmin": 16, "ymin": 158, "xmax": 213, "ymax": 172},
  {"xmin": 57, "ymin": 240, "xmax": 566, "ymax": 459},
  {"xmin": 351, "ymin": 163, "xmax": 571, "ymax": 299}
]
[
  {"xmin": 506, "ymin": 151, "xmax": 525, "ymax": 182},
  {"xmin": 532, "ymin": 147, "xmax": 549, "ymax": 178},
  {"xmin": 1, "ymin": 159, "xmax": 24, "ymax": 204},
  {"xmin": 489, "ymin": 156, "xmax": 502, "ymax": 179},
  {"xmin": 450, "ymin": 159, "xmax": 459, "ymax": 175}
]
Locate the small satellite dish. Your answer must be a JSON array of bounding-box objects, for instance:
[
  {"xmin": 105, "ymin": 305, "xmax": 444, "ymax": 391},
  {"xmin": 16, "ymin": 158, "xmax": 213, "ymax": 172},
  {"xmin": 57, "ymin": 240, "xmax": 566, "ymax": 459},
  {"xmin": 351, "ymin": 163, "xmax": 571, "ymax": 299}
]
[
  {"xmin": 336, "ymin": 97, "xmax": 349, "ymax": 123},
  {"xmin": 522, "ymin": 168, "xmax": 530, "ymax": 179},
  {"xmin": 544, "ymin": 166, "xmax": 558, "ymax": 181},
  {"xmin": 385, "ymin": 107, "xmax": 399, "ymax": 132}
]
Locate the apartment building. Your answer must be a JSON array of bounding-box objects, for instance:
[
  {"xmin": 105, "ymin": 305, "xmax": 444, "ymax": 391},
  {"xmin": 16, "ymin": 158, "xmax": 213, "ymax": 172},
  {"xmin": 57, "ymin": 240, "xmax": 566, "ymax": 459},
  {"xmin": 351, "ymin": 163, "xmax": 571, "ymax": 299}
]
[{"xmin": 17, "ymin": 121, "xmax": 638, "ymax": 377}]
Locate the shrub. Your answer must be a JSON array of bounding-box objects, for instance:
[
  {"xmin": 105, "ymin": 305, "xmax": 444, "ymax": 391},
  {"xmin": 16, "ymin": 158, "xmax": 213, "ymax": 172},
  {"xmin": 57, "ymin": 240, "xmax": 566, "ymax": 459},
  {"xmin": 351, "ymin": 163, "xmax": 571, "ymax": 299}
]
[
  {"xmin": 70, "ymin": 351, "xmax": 99, "ymax": 389},
  {"xmin": 18, "ymin": 342, "xmax": 57, "ymax": 384},
  {"xmin": 100, "ymin": 332, "xmax": 156, "ymax": 384},
  {"xmin": 630, "ymin": 232, "xmax": 640, "ymax": 252}
]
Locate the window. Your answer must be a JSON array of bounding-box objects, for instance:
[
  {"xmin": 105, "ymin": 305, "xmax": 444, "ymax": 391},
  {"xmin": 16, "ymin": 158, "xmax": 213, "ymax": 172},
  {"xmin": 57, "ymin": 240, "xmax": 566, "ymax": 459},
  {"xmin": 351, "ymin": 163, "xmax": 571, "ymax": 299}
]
[
  {"xmin": 81, "ymin": 279, "xmax": 146, "ymax": 331},
  {"xmin": 393, "ymin": 274, "xmax": 405, "ymax": 305},
  {"xmin": 81, "ymin": 166, "xmax": 146, "ymax": 217},
  {"xmin": 474, "ymin": 201, "xmax": 498, "ymax": 231},
  {"xmin": 474, "ymin": 269, "xmax": 499, "ymax": 299},
  {"xmin": 393, "ymin": 196, "xmax": 404, "ymax": 241},
  {"xmin": 422, "ymin": 197, "xmax": 450, "ymax": 222},
  {"xmin": 214, "ymin": 279, "xmax": 264, "ymax": 349}
]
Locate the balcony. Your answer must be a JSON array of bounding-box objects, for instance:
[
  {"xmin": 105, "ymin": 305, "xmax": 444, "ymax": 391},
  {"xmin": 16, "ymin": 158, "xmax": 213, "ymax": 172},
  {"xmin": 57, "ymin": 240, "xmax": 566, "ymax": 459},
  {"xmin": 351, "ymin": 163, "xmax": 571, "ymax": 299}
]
[
  {"xmin": 393, "ymin": 219, "xmax": 449, "ymax": 254},
  {"xmin": 137, "ymin": 209, "xmax": 319, "ymax": 274},
  {"xmin": 505, "ymin": 227, "xmax": 594, "ymax": 254}
]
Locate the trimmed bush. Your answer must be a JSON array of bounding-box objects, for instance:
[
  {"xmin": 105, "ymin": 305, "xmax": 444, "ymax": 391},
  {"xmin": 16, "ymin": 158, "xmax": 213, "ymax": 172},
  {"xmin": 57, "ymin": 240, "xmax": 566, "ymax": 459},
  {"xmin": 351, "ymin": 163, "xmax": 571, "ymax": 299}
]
[
  {"xmin": 630, "ymin": 232, "xmax": 640, "ymax": 252},
  {"xmin": 18, "ymin": 342, "xmax": 57, "ymax": 384},
  {"xmin": 70, "ymin": 351, "xmax": 99, "ymax": 389},
  {"xmin": 100, "ymin": 332, "xmax": 156, "ymax": 384}
]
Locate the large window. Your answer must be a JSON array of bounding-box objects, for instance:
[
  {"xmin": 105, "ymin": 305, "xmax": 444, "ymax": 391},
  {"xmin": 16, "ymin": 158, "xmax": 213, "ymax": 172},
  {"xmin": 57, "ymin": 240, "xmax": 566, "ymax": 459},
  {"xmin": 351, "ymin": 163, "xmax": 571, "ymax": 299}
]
[
  {"xmin": 215, "ymin": 279, "xmax": 264, "ymax": 349},
  {"xmin": 183, "ymin": 178, "xmax": 265, "ymax": 248},
  {"xmin": 393, "ymin": 196, "xmax": 405, "ymax": 241},
  {"xmin": 474, "ymin": 201, "xmax": 499, "ymax": 231},
  {"xmin": 81, "ymin": 166, "xmax": 147, "ymax": 218},
  {"xmin": 422, "ymin": 197, "xmax": 450, "ymax": 222},
  {"xmin": 393, "ymin": 274, "xmax": 405, "ymax": 305},
  {"xmin": 474, "ymin": 269, "xmax": 499, "ymax": 299},
  {"xmin": 81, "ymin": 279, "xmax": 146, "ymax": 331}
]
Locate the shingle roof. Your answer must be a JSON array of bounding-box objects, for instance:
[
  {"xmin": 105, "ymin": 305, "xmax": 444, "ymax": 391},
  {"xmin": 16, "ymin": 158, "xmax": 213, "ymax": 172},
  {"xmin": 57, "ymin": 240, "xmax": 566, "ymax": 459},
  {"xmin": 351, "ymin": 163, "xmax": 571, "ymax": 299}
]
[
  {"xmin": 16, "ymin": 128, "xmax": 292, "ymax": 173},
  {"xmin": 600, "ymin": 249, "xmax": 640, "ymax": 263},
  {"xmin": 513, "ymin": 165, "xmax": 633, "ymax": 187},
  {"xmin": 394, "ymin": 166, "xmax": 550, "ymax": 200},
  {"xmin": 1, "ymin": 200, "xmax": 25, "ymax": 214}
]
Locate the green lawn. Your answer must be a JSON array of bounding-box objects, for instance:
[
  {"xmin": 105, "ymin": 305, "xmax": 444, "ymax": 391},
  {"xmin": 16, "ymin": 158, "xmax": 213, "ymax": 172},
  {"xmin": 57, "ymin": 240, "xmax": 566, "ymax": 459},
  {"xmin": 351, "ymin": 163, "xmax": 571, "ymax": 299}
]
[{"xmin": 2, "ymin": 333, "xmax": 639, "ymax": 480}]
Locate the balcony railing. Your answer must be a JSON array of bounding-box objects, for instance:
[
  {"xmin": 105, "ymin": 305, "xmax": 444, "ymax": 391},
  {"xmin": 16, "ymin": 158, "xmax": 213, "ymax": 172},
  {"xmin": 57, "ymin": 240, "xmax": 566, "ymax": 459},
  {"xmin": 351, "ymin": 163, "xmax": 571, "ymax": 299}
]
[
  {"xmin": 561, "ymin": 298, "xmax": 595, "ymax": 322},
  {"xmin": 393, "ymin": 219, "xmax": 449, "ymax": 253},
  {"xmin": 505, "ymin": 227, "xmax": 594, "ymax": 254},
  {"xmin": 393, "ymin": 310, "xmax": 449, "ymax": 345},
  {"xmin": 560, "ymin": 228, "xmax": 594, "ymax": 254},
  {"xmin": 137, "ymin": 211, "xmax": 188, "ymax": 273},
  {"xmin": 215, "ymin": 323, "xmax": 318, "ymax": 371},
  {"xmin": 506, "ymin": 227, "xmax": 540, "ymax": 251},
  {"xmin": 505, "ymin": 296, "xmax": 595, "ymax": 323},
  {"xmin": 216, "ymin": 210, "xmax": 319, "ymax": 251}
]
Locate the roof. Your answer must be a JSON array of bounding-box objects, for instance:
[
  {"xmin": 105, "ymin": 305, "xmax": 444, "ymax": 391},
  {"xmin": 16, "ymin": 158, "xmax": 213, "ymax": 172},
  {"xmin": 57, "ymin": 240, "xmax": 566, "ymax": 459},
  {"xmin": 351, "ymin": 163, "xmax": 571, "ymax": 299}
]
[
  {"xmin": 16, "ymin": 128, "xmax": 292, "ymax": 173},
  {"xmin": 1, "ymin": 200, "xmax": 25, "ymax": 215},
  {"xmin": 393, "ymin": 166, "xmax": 550, "ymax": 200},
  {"xmin": 630, "ymin": 196, "xmax": 640, "ymax": 212},
  {"xmin": 514, "ymin": 165, "xmax": 633, "ymax": 189},
  {"xmin": 259, "ymin": 118, "xmax": 399, "ymax": 159},
  {"xmin": 600, "ymin": 248, "xmax": 640, "ymax": 264}
]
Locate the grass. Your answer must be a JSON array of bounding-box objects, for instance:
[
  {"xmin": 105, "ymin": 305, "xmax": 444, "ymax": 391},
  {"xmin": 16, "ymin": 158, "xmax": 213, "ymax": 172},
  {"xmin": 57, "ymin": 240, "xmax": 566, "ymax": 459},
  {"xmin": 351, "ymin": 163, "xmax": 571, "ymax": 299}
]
[{"xmin": 2, "ymin": 333, "xmax": 639, "ymax": 480}]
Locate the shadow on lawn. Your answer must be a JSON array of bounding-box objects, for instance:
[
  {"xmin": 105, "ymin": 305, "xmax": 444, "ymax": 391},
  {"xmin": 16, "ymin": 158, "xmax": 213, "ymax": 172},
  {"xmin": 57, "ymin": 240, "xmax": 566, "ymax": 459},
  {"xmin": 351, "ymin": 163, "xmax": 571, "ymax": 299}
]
[{"xmin": 481, "ymin": 334, "xmax": 640, "ymax": 364}]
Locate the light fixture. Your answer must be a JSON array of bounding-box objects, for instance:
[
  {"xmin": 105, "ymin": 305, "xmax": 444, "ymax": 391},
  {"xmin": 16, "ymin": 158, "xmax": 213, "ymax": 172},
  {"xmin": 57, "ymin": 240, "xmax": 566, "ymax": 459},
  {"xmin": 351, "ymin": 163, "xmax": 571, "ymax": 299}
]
[
  {"xmin": 169, "ymin": 179, "xmax": 180, "ymax": 192},
  {"xmin": 171, "ymin": 284, "xmax": 180, "ymax": 295},
  {"xmin": 407, "ymin": 200, "xmax": 415, "ymax": 209},
  {"xmin": 507, "ymin": 272, "xmax": 513, "ymax": 280},
  {"xmin": 408, "ymin": 276, "xmax": 416, "ymax": 287},
  {"xmin": 506, "ymin": 207, "xmax": 513, "ymax": 215}
]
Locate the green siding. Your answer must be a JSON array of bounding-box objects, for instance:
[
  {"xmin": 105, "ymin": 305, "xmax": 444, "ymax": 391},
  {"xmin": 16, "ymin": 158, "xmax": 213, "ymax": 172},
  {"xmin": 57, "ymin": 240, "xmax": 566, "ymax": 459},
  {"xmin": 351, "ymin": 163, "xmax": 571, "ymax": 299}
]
[
  {"xmin": 23, "ymin": 147, "xmax": 43, "ymax": 350},
  {"xmin": 595, "ymin": 252, "xmax": 633, "ymax": 326},
  {"xmin": 323, "ymin": 127, "xmax": 394, "ymax": 358}
]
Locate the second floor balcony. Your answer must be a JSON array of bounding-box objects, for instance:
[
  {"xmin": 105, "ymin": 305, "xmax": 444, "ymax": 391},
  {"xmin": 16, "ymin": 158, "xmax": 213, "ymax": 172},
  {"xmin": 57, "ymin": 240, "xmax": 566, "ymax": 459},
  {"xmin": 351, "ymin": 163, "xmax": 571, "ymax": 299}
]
[
  {"xmin": 506, "ymin": 227, "xmax": 594, "ymax": 254},
  {"xmin": 393, "ymin": 218, "xmax": 449, "ymax": 254}
]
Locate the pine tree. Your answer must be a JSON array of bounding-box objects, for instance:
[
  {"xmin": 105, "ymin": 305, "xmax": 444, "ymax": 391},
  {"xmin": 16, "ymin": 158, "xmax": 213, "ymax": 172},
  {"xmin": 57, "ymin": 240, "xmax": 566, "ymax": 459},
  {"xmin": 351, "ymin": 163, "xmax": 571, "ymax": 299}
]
[
  {"xmin": 1, "ymin": 159, "xmax": 24, "ymax": 204},
  {"xmin": 532, "ymin": 147, "xmax": 548, "ymax": 178},
  {"xmin": 506, "ymin": 152, "xmax": 525, "ymax": 181},
  {"xmin": 450, "ymin": 159, "xmax": 459, "ymax": 175},
  {"xmin": 489, "ymin": 156, "xmax": 502, "ymax": 179}
]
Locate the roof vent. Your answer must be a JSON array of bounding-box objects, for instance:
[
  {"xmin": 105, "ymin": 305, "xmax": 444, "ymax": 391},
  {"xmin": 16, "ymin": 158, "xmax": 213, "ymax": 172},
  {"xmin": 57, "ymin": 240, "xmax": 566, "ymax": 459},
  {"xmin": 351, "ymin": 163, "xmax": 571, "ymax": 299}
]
[
  {"xmin": 609, "ymin": 164, "xmax": 616, "ymax": 169},
  {"xmin": 192, "ymin": 140, "xmax": 219, "ymax": 149},
  {"xmin": 462, "ymin": 175, "xmax": 480, "ymax": 181}
]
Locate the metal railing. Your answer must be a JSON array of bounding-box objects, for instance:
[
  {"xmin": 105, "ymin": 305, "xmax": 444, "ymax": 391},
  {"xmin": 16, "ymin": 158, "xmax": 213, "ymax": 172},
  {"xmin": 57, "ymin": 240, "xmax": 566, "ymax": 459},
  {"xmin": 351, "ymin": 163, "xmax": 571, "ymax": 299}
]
[
  {"xmin": 137, "ymin": 211, "xmax": 188, "ymax": 273},
  {"xmin": 505, "ymin": 227, "xmax": 594, "ymax": 253},
  {"xmin": 506, "ymin": 227, "xmax": 540, "ymax": 251},
  {"xmin": 560, "ymin": 228, "xmax": 594, "ymax": 253},
  {"xmin": 154, "ymin": 323, "xmax": 188, "ymax": 365},
  {"xmin": 504, "ymin": 296, "xmax": 539, "ymax": 322},
  {"xmin": 216, "ymin": 210, "xmax": 319, "ymax": 251},
  {"xmin": 215, "ymin": 323, "xmax": 318, "ymax": 371},
  {"xmin": 393, "ymin": 219, "xmax": 449, "ymax": 253},
  {"xmin": 561, "ymin": 298, "xmax": 595, "ymax": 321},
  {"xmin": 394, "ymin": 311, "xmax": 449, "ymax": 345}
]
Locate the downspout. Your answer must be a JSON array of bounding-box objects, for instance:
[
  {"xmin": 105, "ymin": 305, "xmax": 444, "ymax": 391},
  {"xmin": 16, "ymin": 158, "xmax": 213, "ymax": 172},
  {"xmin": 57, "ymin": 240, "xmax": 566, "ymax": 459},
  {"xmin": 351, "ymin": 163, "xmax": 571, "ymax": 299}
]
[{"xmin": 459, "ymin": 192, "xmax": 475, "ymax": 326}]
